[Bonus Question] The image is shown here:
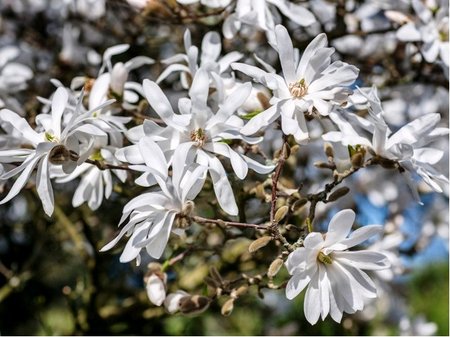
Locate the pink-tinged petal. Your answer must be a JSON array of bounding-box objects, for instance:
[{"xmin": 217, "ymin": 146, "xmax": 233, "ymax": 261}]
[
  {"xmin": 333, "ymin": 251, "xmax": 390, "ymax": 270},
  {"xmin": 323, "ymin": 209, "xmax": 355, "ymax": 248},
  {"xmin": 0, "ymin": 109, "xmax": 42, "ymax": 146},
  {"xmin": 36, "ymin": 153, "xmax": 54, "ymax": 216},
  {"xmin": 241, "ymin": 104, "xmax": 279, "ymax": 135},
  {"xmin": 296, "ymin": 33, "xmax": 328, "ymax": 79},
  {"xmin": 328, "ymin": 225, "xmax": 383, "ymax": 251},
  {"xmin": 285, "ymin": 270, "xmax": 313, "ymax": 300},
  {"xmin": 274, "ymin": 25, "xmax": 296, "ymax": 83},
  {"xmin": 304, "ymin": 272, "xmax": 321, "ymax": 324}
]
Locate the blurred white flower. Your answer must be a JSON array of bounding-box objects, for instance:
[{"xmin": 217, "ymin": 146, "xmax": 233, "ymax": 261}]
[
  {"xmin": 323, "ymin": 86, "xmax": 449, "ymax": 199},
  {"xmin": 396, "ymin": 0, "xmax": 449, "ymax": 66},
  {"xmin": 285, "ymin": 209, "xmax": 390, "ymax": 324},
  {"xmin": 232, "ymin": 25, "xmax": 359, "ymax": 143},
  {"xmin": 157, "ymin": 30, "xmax": 242, "ymax": 90},
  {"xmin": 223, "ymin": 0, "xmax": 316, "ymax": 46}
]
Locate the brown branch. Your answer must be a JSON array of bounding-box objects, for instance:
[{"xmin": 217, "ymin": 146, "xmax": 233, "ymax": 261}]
[
  {"xmin": 192, "ymin": 216, "xmax": 266, "ymax": 230},
  {"xmin": 85, "ymin": 159, "xmax": 133, "ymax": 171},
  {"xmin": 270, "ymin": 135, "xmax": 289, "ymax": 223}
]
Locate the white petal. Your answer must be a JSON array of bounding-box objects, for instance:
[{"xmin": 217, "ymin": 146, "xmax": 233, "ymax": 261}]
[
  {"xmin": 274, "ymin": 25, "xmax": 296, "ymax": 83},
  {"xmin": 138, "ymin": 137, "xmax": 168, "ymax": 179},
  {"xmin": 146, "ymin": 274, "xmax": 166, "ymax": 306},
  {"xmin": 200, "ymin": 31, "xmax": 222, "ymax": 64},
  {"xmin": 323, "ymin": 209, "xmax": 355, "ymax": 248},
  {"xmin": 241, "ymin": 104, "xmax": 279, "ymax": 135},
  {"xmin": 0, "ymin": 109, "xmax": 42, "ymax": 145},
  {"xmin": 145, "ymin": 212, "xmax": 176, "ymax": 259},
  {"xmin": 304, "ymin": 272, "xmax": 321, "ymax": 324},
  {"xmin": 285, "ymin": 270, "xmax": 312, "ymax": 300},
  {"xmin": 333, "ymin": 251, "xmax": 390, "ymax": 270},
  {"xmin": 36, "ymin": 154, "xmax": 54, "ymax": 216},
  {"xmin": 296, "ymin": 33, "xmax": 328, "ymax": 79},
  {"xmin": 329, "ymin": 225, "xmax": 383, "ymax": 251},
  {"xmin": 207, "ymin": 154, "xmax": 238, "ymax": 215}
]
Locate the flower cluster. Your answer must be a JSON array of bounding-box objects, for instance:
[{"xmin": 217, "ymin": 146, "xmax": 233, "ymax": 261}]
[{"xmin": 0, "ymin": 0, "xmax": 448, "ymax": 332}]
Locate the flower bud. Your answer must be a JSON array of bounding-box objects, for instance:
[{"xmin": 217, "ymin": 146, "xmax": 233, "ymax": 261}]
[
  {"xmin": 248, "ymin": 236, "xmax": 272, "ymax": 253},
  {"xmin": 327, "ymin": 187, "xmax": 350, "ymax": 202},
  {"xmin": 282, "ymin": 142, "xmax": 291, "ymax": 160},
  {"xmin": 146, "ymin": 273, "xmax": 167, "ymax": 306},
  {"xmin": 268, "ymin": 258, "xmax": 284, "ymax": 278},
  {"xmin": 49, "ymin": 145, "xmax": 72, "ymax": 165},
  {"xmin": 291, "ymin": 198, "xmax": 308, "ymax": 212},
  {"xmin": 324, "ymin": 142, "xmax": 334, "ymax": 158},
  {"xmin": 221, "ymin": 298, "xmax": 234, "ymax": 316},
  {"xmin": 110, "ymin": 62, "xmax": 128, "ymax": 96},
  {"xmin": 274, "ymin": 205, "xmax": 289, "ymax": 223},
  {"xmin": 164, "ymin": 290, "xmax": 189, "ymax": 314},
  {"xmin": 351, "ymin": 152, "xmax": 364, "ymax": 168},
  {"xmin": 179, "ymin": 295, "xmax": 210, "ymax": 315}
]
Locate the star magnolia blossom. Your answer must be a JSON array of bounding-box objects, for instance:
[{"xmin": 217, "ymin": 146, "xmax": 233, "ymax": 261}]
[
  {"xmin": 101, "ymin": 146, "xmax": 207, "ymax": 265},
  {"xmin": 0, "ymin": 87, "xmax": 110, "ymax": 215},
  {"xmin": 323, "ymin": 86, "xmax": 449, "ymax": 199},
  {"xmin": 117, "ymin": 69, "xmax": 274, "ymax": 215},
  {"xmin": 157, "ymin": 30, "xmax": 243, "ymax": 90},
  {"xmin": 396, "ymin": 0, "xmax": 449, "ymax": 67},
  {"xmin": 232, "ymin": 25, "xmax": 359, "ymax": 143},
  {"xmin": 285, "ymin": 209, "xmax": 390, "ymax": 325}
]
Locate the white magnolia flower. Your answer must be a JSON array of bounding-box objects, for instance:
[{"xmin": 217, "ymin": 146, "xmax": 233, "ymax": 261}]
[
  {"xmin": 232, "ymin": 25, "xmax": 359, "ymax": 143},
  {"xmin": 146, "ymin": 273, "xmax": 167, "ymax": 306},
  {"xmin": 285, "ymin": 209, "xmax": 390, "ymax": 325},
  {"xmin": 0, "ymin": 87, "xmax": 110, "ymax": 216},
  {"xmin": 100, "ymin": 146, "xmax": 207, "ymax": 265},
  {"xmin": 77, "ymin": 44, "xmax": 154, "ymax": 111},
  {"xmin": 223, "ymin": 0, "xmax": 316, "ymax": 46},
  {"xmin": 117, "ymin": 69, "xmax": 274, "ymax": 215},
  {"xmin": 323, "ymin": 86, "xmax": 449, "ymax": 199},
  {"xmin": 157, "ymin": 30, "xmax": 242, "ymax": 90},
  {"xmin": 55, "ymin": 146, "xmax": 127, "ymax": 210},
  {"xmin": 396, "ymin": 0, "xmax": 449, "ymax": 66}
]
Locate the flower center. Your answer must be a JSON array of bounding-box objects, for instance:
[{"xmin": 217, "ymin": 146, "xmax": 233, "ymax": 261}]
[
  {"xmin": 190, "ymin": 128, "xmax": 207, "ymax": 147},
  {"xmin": 289, "ymin": 78, "xmax": 308, "ymax": 98},
  {"xmin": 317, "ymin": 251, "xmax": 333, "ymax": 265},
  {"xmin": 45, "ymin": 131, "xmax": 58, "ymax": 142},
  {"xmin": 49, "ymin": 144, "xmax": 75, "ymax": 165}
]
